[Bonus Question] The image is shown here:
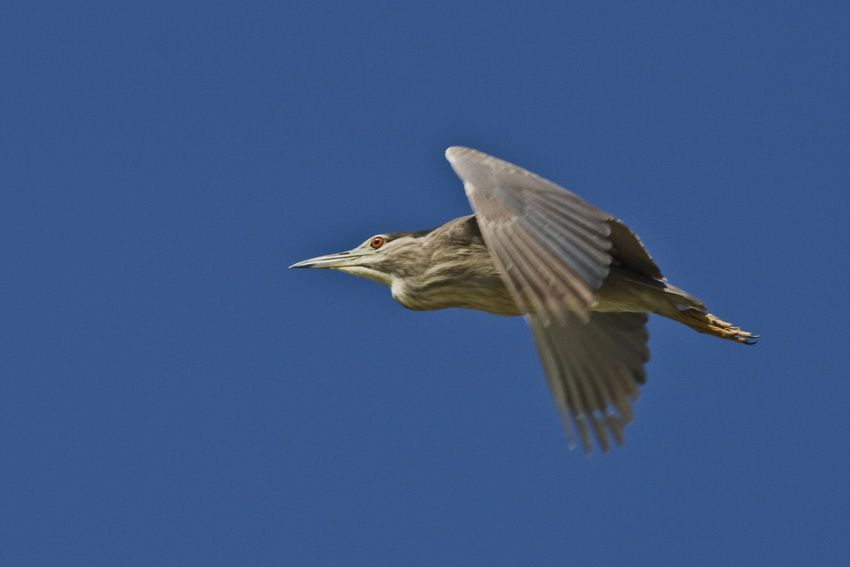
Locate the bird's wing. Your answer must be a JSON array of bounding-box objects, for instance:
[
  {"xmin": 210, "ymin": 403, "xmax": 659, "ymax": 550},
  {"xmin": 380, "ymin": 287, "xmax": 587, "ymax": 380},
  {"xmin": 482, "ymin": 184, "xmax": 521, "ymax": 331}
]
[
  {"xmin": 608, "ymin": 218, "xmax": 663, "ymax": 279},
  {"xmin": 445, "ymin": 146, "xmax": 613, "ymax": 325},
  {"xmin": 527, "ymin": 312, "xmax": 650, "ymax": 453}
]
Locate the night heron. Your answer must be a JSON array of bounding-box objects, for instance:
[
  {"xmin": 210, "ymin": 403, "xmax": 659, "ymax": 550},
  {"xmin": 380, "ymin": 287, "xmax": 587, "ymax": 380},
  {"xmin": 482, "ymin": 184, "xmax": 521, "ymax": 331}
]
[{"xmin": 291, "ymin": 147, "xmax": 756, "ymax": 453}]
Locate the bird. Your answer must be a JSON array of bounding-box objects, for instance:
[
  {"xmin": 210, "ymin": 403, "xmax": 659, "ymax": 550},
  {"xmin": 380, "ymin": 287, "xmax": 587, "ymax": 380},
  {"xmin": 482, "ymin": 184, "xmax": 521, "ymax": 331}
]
[{"xmin": 290, "ymin": 146, "xmax": 757, "ymax": 453}]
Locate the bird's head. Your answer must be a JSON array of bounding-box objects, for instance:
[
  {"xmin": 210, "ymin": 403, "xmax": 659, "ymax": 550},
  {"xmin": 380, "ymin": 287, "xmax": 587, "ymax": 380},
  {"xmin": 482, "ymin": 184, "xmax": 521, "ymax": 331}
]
[{"xmin": 289, "ymin": 230, "xmax": 431, "ymax": 286}]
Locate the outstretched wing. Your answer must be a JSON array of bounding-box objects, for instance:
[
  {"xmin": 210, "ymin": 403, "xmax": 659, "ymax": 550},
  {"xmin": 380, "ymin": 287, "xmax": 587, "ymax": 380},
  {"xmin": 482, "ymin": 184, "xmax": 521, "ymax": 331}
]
[
  {"xmin": 445, "ymin": 147, "xmax": 654, "ymax": 452},
  {"xmin": 608, "ymin": 217, "xmax": 663, "ymax": 280},
  {"xmin": 445, "ymin": 146, "xmax": 613, "ymax": 325},
  {"xmin": 528, "ymin": 312, "xmax": 650, "ymax": 453}
]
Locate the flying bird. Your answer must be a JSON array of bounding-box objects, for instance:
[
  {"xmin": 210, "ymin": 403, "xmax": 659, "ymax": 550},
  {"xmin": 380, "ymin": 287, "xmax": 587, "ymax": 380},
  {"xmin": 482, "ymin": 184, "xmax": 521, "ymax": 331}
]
[{"xmin": 291, "ymin": 147, "xmax": 757, "ymax": 453}]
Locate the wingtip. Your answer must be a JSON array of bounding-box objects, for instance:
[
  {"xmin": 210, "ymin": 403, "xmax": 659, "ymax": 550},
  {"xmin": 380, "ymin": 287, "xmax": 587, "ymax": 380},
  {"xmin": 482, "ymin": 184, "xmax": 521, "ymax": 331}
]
[
  {"xmin": 446, "ymin": 146, "xmax": 468, "ymax": 163},
  {"xmin": 445, "ymin": 146, "xmax": 472, "ymax": 163}
]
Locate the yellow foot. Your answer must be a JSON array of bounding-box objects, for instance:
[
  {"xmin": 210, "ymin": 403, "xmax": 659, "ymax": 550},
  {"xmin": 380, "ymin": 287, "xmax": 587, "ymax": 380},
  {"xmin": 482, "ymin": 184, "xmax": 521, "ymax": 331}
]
[{"xmin": 703, "ymin": 313, "xmax": 759, "ymax": 345}]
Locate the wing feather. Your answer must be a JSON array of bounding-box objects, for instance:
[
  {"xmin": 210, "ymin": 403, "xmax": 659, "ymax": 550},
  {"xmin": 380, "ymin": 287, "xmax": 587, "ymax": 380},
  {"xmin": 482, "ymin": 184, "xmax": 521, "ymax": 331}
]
[
  {"xmin": 527, "ymin": 312, "xmax": 650, "ymax": 453},
  {"xmin": 444, "ymin": 147, "xmax": 652, "ymax": 453},
  {"xmin": 446, "ymin": 146, "xmax": 612, "ymax": 324},
  {"xmin": 608, "ymin": 218, "xmax": 663, "ymax": 279}
]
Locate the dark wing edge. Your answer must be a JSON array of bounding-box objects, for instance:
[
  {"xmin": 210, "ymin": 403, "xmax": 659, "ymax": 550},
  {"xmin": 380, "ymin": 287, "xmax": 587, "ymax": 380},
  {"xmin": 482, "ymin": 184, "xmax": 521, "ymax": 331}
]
[
  {"xmin": 446, "ymin": 146, "xmax": 613, "ymax": 325},
  {"xmin": 607, "ymin": 218, "xmax": 663, "ymax": 280},
  {"xmin": 527, "ymin": 312, "xmax": 651, "ymax": 453}
]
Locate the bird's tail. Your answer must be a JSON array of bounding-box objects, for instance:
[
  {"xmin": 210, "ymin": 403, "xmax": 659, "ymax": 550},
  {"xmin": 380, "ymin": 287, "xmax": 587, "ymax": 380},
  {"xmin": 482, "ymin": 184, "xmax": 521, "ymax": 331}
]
[{"xmin": 660, "ymin": 284, "xmax": 758, "ymax": 345}]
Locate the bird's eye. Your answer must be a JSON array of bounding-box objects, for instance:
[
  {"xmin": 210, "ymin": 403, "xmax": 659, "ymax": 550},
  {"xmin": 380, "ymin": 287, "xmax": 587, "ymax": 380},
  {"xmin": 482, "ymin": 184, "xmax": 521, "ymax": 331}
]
[{"xmin": 370, "ymin": 236, "xmax": 385, "ymax": 249}]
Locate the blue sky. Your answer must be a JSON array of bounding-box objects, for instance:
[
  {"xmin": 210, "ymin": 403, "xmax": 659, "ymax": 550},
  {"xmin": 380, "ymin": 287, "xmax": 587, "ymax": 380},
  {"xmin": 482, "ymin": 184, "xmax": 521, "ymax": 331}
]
[{"xmin": 2, "ymin": 2, "xmax": 849, "ymax": 565}]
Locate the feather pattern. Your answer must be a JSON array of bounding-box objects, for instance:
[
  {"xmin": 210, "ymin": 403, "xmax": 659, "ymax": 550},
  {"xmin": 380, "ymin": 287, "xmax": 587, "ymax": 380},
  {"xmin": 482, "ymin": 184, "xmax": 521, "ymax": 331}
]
[
  {"xmin": 446, "ymin": 146, "xmax": 612, "ymax": 325},
  {"xmin": 445, "ymin": 147, "xmax": 650, "ymax": 452},
  {"xmin": 528, "ymin": 312, "xmax": 650, "ymax": 453}
]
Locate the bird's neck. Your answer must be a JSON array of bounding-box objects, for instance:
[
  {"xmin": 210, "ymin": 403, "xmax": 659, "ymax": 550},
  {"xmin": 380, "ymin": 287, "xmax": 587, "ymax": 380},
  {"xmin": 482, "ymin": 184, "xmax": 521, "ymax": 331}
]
[{"xmin": 389, "ymin": 246, "xmax": 521, "ymax": 316}]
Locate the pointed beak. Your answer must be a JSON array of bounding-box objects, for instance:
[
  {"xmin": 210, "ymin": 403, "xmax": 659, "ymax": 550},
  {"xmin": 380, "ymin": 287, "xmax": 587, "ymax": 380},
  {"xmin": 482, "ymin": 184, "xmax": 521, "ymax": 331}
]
[{"xmin": 289, "ymin": 249, "xmax": 366, "ymax": 270}]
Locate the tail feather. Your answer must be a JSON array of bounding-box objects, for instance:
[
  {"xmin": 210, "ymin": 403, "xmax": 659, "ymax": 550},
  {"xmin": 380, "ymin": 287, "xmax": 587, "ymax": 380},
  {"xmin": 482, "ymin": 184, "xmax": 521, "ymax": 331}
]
[
  {"xmin": 602, "ymin": 271, "xmax": 759, "ymax": 345},
  {"xmin": 655, "ymin": 283, "xmax": 758, "ymax": 345}
]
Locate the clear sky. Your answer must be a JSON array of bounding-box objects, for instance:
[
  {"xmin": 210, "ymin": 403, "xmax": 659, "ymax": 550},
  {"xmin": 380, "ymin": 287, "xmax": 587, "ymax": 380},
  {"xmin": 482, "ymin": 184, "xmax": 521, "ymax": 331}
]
[{"xmin": 2, "ymin": 2, "xmax": 849, "ymax": 566}]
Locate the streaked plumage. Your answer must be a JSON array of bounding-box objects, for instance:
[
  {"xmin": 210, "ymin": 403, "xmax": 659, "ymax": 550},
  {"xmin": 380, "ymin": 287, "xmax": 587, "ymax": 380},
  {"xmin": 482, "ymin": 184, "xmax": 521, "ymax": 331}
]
[{"xmin": 291, "ymin": 146, "xmax": 756, "ymax": 453}]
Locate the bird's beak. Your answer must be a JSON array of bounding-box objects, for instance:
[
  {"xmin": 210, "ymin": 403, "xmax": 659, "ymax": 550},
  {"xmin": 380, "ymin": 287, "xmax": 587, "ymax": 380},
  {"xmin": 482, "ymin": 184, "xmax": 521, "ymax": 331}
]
[{"xmin": 289, "ymin": 249, "xmax": 366, "ymax": 270}]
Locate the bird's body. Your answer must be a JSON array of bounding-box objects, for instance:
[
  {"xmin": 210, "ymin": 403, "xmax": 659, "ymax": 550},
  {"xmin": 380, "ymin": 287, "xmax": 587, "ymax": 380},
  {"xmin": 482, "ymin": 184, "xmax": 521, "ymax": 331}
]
[
  {"xmin": 344, "ymin": 213, "xmax": 740, "ymax": 340},
  {"xmin": 292, "ymin": 147, "xmax": 756, "ymax": 453},
  {"xmin": 384, "ymin": 216, "xmax": 519, "ymax": 315}
]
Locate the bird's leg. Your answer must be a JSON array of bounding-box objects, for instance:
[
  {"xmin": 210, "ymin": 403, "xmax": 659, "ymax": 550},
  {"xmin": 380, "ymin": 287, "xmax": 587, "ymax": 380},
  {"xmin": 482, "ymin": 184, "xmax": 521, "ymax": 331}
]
[{"xmin": 675, "ymin": 309, "xmax": 759, "ymax": 345}]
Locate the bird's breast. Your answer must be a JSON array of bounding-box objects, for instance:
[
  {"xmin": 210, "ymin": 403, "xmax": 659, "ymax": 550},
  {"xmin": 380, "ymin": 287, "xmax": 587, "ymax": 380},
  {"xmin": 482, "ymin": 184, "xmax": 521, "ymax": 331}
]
[{"xmin": 390, "ymin": 274, "xmax": 522, "ymax": 316}]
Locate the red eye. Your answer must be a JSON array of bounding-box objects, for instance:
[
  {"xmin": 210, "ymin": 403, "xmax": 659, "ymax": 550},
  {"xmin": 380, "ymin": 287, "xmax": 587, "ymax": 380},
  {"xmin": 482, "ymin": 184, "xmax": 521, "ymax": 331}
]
[{"xmin": 370, "ymin": 236, "xmax": 385, "ymax": 249}]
